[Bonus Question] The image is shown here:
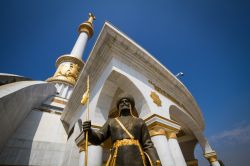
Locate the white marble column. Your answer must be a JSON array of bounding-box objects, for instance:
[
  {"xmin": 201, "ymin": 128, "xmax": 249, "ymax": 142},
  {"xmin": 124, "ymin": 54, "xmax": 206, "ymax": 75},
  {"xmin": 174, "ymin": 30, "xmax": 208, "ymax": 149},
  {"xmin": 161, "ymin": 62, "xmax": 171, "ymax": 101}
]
[
  {"xmin": 71, "ymin": 12, "xmax": 95, "ymax": 59},
  {"xmin": 70, "ymin": 32, "xmax": 89, "ymax": 59},
  {"xmin": 47, "ymin": 13, "xmax": 95, "ymax": 98},
  {"xmin": 79, "ymin": 145, "xmax": 103, "ymax": 166},
  {"xmin": 167, "ymin": 131, "xmax": 187, "ymax": 166},
  {"xmin": 79, "ymin": 151, "xmax": 85, "ymax": 166},
  {"xmin": 196, "ymin": 131, "xmax": 221, "ymax": 166},
  {"xmin": 145, "ymin": 114, "xmax": 182, "ymax": 166},
  {"xmin": 210, "ymin": 161, "xmax": 220, "ymax": 166},
  {"xmin": 150, "ymin": 128, "xmax": 175, "ymax": 166}
]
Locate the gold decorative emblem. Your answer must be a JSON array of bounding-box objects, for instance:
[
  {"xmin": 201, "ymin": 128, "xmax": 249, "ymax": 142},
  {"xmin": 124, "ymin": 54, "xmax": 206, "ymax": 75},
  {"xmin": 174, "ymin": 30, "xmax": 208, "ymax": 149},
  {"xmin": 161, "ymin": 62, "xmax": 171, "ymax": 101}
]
[
  {"xmin": 54, "ymin": 63, "xmax": 80, "ymax": 84},
  {"xmin": 47, "ymin": 54, "xmax": 84, "ymax": 86},
  {"xmin": 47, "ymin": 62, "xmax": 81, "ymax": 86},
  {"xmin": 150, "ymin": 91, "xmax": 162, "ymax": 107},
  {"xmin": 55, "ymin": 63, "xmax": 80, "ymax": 79}
]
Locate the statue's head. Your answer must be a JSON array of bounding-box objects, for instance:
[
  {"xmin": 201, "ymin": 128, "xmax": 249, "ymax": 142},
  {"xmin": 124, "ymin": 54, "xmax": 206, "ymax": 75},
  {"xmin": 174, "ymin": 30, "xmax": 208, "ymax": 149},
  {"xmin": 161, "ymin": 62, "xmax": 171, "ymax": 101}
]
[{"xmin": 116, "ymin": 95, "xmax": 136, "ymax": 117}]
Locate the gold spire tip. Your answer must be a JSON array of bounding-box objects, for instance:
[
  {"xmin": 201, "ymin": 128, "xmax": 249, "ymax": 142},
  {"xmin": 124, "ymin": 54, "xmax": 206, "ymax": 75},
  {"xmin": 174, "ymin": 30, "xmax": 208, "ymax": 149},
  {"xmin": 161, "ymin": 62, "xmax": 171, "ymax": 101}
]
[
  {"xmin": 88, "ymin": 13, "xmax": 96, "ymax": 24},
  {"xmin": 78, "ymin": 12, "xmax": 96, "ymax": 38}
]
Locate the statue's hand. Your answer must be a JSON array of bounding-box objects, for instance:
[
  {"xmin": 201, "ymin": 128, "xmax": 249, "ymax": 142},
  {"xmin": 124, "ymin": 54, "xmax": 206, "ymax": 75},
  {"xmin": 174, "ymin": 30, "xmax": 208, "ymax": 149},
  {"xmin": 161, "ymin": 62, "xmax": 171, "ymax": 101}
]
[{"xmin": 82, "ymin": 120, "xmax": 91, "ymax": 132}]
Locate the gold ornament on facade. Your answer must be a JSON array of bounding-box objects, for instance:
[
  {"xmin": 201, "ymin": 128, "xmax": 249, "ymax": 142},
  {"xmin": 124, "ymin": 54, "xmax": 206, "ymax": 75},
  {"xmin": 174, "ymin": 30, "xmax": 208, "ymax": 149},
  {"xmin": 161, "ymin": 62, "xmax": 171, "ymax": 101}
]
[
  {"xmin": 56, "ymin": 63, "xmax": 79, "ymax": 84},
  {"xmin": 148, "ymin": 80, "xmax": 201, "ymax": 128},
  {"xmin": 55, "ymin": 63, "xmax": 79, "ymax": 78},
  {"xmin": 150, "ymin": 91, "xmax": 162, "ymax": 107},
  {"xmin": 166, "ymin": 131, "xmax": 177, "ymax": 139},
  {"xmin": 149, "ymin": 127, "xmax": 166, "ymax": 137},
  {"xmin": 148, "ymin": 80, "xmax": 179, "ymax": 106},
  {"xmin": 78, "ymin": 13, "xmax": 96, "ymax": 38}
]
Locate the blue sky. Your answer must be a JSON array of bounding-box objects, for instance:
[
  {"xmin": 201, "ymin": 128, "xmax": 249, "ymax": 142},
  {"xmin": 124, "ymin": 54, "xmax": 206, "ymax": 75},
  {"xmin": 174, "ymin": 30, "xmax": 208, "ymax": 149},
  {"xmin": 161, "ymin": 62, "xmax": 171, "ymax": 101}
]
[{"xmin": 1, "ymin": 0, "xmax": 250, "ymax": 165}]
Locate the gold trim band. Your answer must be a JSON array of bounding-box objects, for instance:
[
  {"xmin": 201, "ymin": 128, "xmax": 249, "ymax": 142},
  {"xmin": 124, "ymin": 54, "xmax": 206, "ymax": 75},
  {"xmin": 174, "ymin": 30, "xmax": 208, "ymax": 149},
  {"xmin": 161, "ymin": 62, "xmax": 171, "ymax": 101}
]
[
  {"xmin": 204, "ymin": 152, "xmax": 218, "ymax": 164},
  {"xmin": 149, "ymin": 128, "xmax": 166, "ymax": 137},
  {"xmin": 166, "ymin": 131, "xmax": 177, "ymax": 139},
  {"xmin": 186, "ymin": 159, "xmax": 198, "ymax": 166},
  {"xmin": 78, "ymin": 13, "xmax": 96, "ymax": 38},
  {"xmin": 52, "ymin": 98, "xmax": 67, "ymax": 105},
  {"xmin": 55, "ymin": 55, "xmax": 84, "ymax": 68}
]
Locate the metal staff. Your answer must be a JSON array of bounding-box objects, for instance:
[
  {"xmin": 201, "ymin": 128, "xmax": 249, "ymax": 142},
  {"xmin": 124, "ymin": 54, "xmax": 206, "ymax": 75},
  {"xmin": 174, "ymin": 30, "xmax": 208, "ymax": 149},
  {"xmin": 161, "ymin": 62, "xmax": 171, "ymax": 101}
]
[{"xmin": 81, "ymin": 75, "xmax": 90, "ymax": 166}]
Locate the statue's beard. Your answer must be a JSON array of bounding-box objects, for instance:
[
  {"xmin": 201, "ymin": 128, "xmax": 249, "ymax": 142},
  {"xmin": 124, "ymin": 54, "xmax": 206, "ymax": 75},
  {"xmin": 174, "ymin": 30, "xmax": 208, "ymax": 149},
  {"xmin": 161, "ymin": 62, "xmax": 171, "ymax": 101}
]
[
  {"xmin": 119, "ymin": 108, "xmax": 131, "ymax": 116},
  {"xmin": 119, "ymin": 107, "xmax": 136, "ymax": 117}
]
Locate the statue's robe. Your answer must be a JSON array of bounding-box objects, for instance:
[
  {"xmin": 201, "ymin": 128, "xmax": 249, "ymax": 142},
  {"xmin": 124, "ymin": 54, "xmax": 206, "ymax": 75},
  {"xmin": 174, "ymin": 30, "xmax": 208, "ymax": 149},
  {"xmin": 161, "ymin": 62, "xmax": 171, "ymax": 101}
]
[{"xmin": 88, "ymin": 116, "xmax": 161, "ymax": 166}]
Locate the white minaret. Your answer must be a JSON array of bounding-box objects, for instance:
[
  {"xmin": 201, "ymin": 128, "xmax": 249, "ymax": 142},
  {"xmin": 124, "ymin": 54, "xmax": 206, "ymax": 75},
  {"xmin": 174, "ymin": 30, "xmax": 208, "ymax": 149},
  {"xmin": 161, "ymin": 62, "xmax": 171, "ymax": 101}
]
[{"xmin": 47, "ymin": 13, "xmax": 96, "ymax": 99}]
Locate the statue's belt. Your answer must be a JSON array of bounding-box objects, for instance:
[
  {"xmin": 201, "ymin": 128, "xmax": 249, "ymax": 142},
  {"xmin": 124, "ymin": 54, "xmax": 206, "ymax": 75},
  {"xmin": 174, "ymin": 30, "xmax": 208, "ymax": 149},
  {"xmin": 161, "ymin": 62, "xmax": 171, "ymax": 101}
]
[
  {"xmin": 110, "ymin": 138, "xmax": 146, "ymax": 166},
  {"xmin": 113, "ymin": 138, "xmax": 140, "ymax": 148}
]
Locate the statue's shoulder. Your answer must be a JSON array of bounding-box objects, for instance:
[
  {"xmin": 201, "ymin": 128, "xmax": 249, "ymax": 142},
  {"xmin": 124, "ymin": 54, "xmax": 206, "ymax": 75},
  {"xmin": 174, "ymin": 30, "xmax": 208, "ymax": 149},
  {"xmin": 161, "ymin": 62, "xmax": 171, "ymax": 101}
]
[
  {"xmin": 133, "ymin": 117, "xmax": 145, "ymax": 124},
  {"xmin": 107, "ymin": 118, "xmax": 116, "ymax": 124},
  {"xmin": 107, "ymin": 118, "xmax": 114, "ymax": 122}
]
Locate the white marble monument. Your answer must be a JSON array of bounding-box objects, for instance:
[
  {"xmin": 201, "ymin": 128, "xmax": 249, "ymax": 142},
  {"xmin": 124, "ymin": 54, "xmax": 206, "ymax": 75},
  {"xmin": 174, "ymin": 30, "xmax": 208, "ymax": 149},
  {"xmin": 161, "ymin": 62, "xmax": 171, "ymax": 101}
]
[{"xmin": 0, "ymin": 13, "xmax": 221, "ymax": 166}]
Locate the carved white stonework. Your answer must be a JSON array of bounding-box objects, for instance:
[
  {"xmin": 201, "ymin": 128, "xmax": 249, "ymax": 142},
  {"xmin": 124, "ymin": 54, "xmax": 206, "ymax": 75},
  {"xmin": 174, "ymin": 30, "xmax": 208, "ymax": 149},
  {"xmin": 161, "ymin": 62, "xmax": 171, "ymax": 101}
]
[
  {"xmin": 144, "ymin": 114, "xmax": 181, "ymax": 131},
  {"xmin": 54, "ymin": 82, "xmax": 73, "ymax": 99}
]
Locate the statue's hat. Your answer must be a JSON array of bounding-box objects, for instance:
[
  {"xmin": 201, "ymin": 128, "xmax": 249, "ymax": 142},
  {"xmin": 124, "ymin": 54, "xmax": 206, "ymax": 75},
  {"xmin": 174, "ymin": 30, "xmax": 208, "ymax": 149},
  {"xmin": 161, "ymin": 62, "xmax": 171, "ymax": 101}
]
[
  {"xmin": 116, "ymin": 94, "xmax": 135, "ymax": 109},
  {"xmin": 108, "ymin": 94, "xmax": 138, "ymax": 118}
]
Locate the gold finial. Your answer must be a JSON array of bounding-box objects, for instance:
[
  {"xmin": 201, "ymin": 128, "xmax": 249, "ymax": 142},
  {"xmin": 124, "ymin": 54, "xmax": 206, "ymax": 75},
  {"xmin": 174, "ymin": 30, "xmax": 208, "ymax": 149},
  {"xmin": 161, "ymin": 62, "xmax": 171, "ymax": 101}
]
[
  {"xmin": 87, "ymin": 13, "xmax": 96, "ymax": 25},
  {"xmin": 78, "ymin": 12, "xmax": 96, "ymax": 38}
]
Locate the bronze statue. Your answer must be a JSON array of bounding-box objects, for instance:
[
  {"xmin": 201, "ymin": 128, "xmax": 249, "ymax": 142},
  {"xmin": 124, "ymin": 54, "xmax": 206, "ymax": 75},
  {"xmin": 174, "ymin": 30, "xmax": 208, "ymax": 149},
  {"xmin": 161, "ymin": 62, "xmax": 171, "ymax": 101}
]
[{"xmin": 82, "ymin": 95, "xmax": 161, "ymax": 166}]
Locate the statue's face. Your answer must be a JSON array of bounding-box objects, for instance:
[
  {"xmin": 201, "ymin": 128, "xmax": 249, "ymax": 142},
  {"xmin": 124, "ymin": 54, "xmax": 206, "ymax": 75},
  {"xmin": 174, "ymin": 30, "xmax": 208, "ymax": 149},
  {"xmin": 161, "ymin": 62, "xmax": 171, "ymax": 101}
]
[{"xmin": 118, "ymin": 98, "xmax": 131, "ymax": 112}]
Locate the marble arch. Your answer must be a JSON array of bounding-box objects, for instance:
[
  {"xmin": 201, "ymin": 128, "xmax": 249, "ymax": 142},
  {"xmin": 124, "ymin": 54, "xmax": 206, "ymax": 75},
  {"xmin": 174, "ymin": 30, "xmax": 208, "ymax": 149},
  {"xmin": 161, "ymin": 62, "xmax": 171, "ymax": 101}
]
[{"xmin": 95, "ymin": 69, "xmax": 151, "ymax": 123}]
